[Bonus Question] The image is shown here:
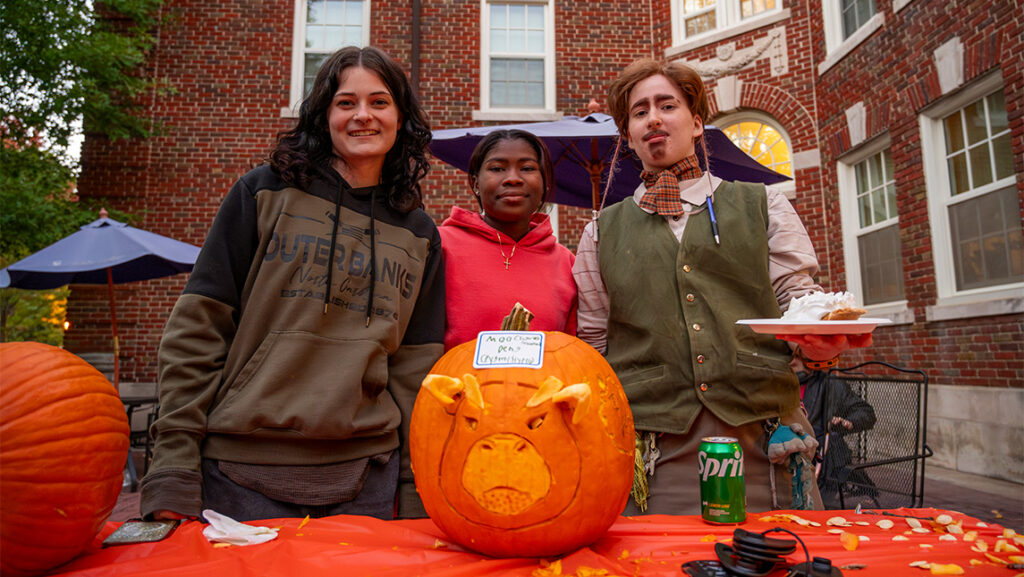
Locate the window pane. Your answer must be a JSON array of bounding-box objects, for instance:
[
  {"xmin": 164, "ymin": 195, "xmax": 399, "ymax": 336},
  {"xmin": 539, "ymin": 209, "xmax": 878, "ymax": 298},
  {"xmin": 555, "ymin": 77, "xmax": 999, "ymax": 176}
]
[
  {"xmin": 943, "ymin": 112, "xmax": 965, "ymax": 153},
  {"xmin": 527, "ymin": 30, "xmax": 544, "ymax": 53},
  {"xmin": 949, "ymin": 186, "xmax": 1024, "ymax": 290},
  {"xmin": 992, "ymin": 133, "xmax": 1014, "ymax": 180},
  {"xmin": 491, "ymin": 59, "xmax": 507, "ymax": 81},
  {"xmin": 774, "ymin": 162, "xmax": 791, "ymax": 177},
  {"xmin": 509, "ymin": 29, "xmax": 526, "ymax": 51},
  {"xmin": 346, "ymin": 0, "xmax": 362, "ymax": 22},
  {"xmin": 324, "ymin": 25, "xmax": 345, "ymax": 50},
  {"xmin": 307, "ymin": 0, "xmax": 323, "ymax": 24},
  {"xmin": 871, "ymin": 186, "xmax": 887, "ymax": 224},
  {"xmin": 886, "ymin": 182, "xmax": 898, "ymax": 218},
  {"xmin": 686, "ymin": 12, "xmax": 715, "ymax": 36},
  {"xmin": 325, "ymin": 0, "xmax": 344, "ymax": 24},
  {"xmin": 527, "ymin": 60, "xmax": 544, "ymax": 82},
  {"xmin": 987, "ymin": 90, "xmax": 1008, "ymax": 133},
  {"xmin": 527, "ymin": 4, "xmax": 544, "ymax": 28},
  {"xmin": 306, "ymin": 27, "xmax": 323, "ymax": 50},
  {"xmin": 963, "ymin": 99, "xmax": 988, "ymax": 146},
  {"xmin": 491, "ymin": 29, "xmax": 507, "ymax": 52},
  {"xmin": 968, "ymin": 143, "xmax": 993, "ymax": 188},
  {"xmin": 859, "ymin": 194, "xmax": 871, "ymax": 228},
  {"xmin": 858, "ymin": 224, "xmax": 904, "ymax": 305},
  {"xmin": 509, "ymin": 4, "xmax": 525, "ymax": 27},
  {"xmin": 855, "ymin": 162, "xmax": 868, "ymax": 193},
  {"xmin": 343, "ymin": 25, "xmax": 361, "ymax": 47},
  {"xmin": 867, "ymin": 153, "xmax": 882, "ymax": 188},
  {"xmin": 527, "ymin": 83, "xmax": 544, "ymax": 107},
  {"xmin": 508, "ymin": 82, "xmax": 526, "ymax": 105},
  {"xmin": 947, "ymin": 152, "xmax": 969, "ymax": 195},
  {"xmin": 508, "ymin": 59, "xmax": 525, "ymax": 81},
  {"xmin": 491, "ymin": 3, "xmax": 507, "ymax": 27},
  {"xmin": 684, "ymin": 0, "xmax": 715, "ymax": 12}
]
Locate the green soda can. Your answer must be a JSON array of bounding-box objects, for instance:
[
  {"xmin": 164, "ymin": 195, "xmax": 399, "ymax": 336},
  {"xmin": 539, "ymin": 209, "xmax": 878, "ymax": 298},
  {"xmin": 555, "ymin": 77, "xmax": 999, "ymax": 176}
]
[{"xmin": 698, "ymin": 436, "xmax": 746, "ymax": 524}]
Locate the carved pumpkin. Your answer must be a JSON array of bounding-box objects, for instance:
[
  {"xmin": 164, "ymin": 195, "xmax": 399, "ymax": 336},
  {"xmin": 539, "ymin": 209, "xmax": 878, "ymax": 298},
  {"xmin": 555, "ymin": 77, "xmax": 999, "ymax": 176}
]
[
  {"xmin": 410, "ymin": 329, "xmax": 635, "ymax": 557},
  {"xmin": 0, "ymin": 342, "xmax": 130, "ymax": 577}
]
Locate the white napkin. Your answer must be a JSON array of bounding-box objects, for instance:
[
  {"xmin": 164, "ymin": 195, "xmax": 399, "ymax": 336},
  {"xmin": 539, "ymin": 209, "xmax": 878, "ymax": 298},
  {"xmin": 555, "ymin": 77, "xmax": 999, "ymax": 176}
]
[{"xmin": 202, "ymin": 509, "xmax": 279, "ymax": 546}]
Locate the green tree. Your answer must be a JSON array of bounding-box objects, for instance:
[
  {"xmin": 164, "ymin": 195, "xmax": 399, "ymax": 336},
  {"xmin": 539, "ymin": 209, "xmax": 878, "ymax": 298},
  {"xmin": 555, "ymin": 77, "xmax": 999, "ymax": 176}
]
[{"xmin": 0, "ymin": 0, "xmax": 164, "ymax": 343}]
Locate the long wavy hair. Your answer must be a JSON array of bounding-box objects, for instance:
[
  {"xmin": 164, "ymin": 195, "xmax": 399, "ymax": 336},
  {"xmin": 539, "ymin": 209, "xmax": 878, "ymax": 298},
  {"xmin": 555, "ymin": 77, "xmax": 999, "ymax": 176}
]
[{"xmin": 269, "ymin": 46, "xmax": 431, "ymax": 213}]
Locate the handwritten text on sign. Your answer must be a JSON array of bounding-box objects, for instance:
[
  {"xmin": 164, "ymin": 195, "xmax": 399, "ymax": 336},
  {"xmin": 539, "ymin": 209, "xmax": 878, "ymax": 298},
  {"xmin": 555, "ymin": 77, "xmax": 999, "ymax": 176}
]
[{"xmin": 473, "ymin": 331, "xmax": 545, "ymax": 369}]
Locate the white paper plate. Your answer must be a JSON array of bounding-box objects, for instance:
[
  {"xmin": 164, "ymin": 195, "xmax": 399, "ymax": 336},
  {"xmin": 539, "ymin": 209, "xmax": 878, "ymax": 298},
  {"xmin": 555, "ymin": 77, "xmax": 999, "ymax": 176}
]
[{"xmin": 736, "ymin": 318, "xmax": 892, "ymax": 335}]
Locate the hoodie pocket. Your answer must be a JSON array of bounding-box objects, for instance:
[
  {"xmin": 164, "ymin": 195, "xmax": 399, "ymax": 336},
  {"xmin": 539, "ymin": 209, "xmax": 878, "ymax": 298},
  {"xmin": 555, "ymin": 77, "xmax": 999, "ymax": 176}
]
[{"xmin": 208, "ymin": 331, "xmax": 396, "ymax": 440}]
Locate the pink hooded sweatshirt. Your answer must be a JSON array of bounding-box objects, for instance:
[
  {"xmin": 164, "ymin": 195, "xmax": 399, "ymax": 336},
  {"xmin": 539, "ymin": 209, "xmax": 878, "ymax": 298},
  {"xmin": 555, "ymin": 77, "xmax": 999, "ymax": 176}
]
[{"xmin": 439, "ymin": 206, "xmax": 578, "ymax": 350}]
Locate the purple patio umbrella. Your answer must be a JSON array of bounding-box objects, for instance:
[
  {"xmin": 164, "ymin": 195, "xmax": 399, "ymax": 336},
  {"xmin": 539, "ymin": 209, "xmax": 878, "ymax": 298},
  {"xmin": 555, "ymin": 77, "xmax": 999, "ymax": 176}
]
[
  {"xmin": 429, "ymin": 112, "xmax": 791, "ymax": 211},
  {"xmin": 1, "ymin": 209, "xmax": 200, "ymax": 390}
]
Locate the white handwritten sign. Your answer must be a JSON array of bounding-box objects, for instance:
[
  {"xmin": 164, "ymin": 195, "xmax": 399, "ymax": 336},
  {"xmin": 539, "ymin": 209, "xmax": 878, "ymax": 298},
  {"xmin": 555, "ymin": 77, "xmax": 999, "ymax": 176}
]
[{"xmin": 473, "ymin": 331, "xmax": 545, "ymax": 369}]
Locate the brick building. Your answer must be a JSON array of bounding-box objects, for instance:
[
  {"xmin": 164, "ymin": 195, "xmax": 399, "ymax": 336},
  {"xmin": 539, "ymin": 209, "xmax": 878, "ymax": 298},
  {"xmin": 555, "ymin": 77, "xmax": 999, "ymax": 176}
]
[{"xmin": 71, "ymin": 0, "xmax": 1022, "ymax": 481}]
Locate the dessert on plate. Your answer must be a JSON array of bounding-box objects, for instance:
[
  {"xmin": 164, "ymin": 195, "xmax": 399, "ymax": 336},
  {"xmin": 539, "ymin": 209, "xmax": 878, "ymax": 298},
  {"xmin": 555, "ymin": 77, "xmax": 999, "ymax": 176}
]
[{"xmin": 782, "ymin": 291, "xmax": 867, "ymax": 322}]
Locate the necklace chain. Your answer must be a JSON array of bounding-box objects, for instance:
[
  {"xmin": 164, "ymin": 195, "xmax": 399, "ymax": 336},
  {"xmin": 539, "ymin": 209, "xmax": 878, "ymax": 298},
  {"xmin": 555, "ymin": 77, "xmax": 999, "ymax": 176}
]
[{"xmin": 495, "ymin": 231, "xmax": 516, "ymax": 270}]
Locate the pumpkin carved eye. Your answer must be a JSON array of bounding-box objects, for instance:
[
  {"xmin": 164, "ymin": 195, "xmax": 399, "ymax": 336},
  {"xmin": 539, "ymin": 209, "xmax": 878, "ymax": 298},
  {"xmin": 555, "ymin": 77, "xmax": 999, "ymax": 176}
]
[
  {"xmin": 464, "ymin": 416, "xmax": 478, "ymax": 430},
  {"xmin": 527, "ymin": 415, "xmax": 546, "ymax": 430}
]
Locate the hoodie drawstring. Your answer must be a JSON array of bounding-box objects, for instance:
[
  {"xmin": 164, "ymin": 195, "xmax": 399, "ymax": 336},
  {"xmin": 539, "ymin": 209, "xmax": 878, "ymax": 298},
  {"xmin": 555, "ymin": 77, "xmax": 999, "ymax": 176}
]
[
  {"xmin": 366, "ymin": 187, "xmax": 376, "ymax": 327},
  {"xmin": 322, "ymin": 183, "xmax": 377, "ymax": 328},
  {"xmin": 323, "ymin": 184, "xmax": 344, "ymax": 315}
]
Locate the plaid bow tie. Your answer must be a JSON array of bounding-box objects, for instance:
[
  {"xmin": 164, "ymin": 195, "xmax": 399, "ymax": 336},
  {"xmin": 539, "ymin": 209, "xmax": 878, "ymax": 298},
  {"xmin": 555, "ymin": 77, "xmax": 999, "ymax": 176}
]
[{"xmin": 638, "ymin": 156, "xmax": 703, "ymax": 216}]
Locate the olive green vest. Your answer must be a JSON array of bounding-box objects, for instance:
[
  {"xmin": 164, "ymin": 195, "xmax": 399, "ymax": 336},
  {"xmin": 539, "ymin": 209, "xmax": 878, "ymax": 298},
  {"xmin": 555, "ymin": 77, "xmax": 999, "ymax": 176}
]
[{"xmin": 598, "ymin": 180, "xmax": 799, "ymax": 434}]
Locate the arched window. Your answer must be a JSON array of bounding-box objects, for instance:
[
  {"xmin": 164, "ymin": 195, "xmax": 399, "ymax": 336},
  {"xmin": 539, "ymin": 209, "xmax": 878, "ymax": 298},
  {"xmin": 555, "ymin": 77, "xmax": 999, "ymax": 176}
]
[{"xmin": 719, "ymin": 114, "xmax": 793, "ymax": 178}]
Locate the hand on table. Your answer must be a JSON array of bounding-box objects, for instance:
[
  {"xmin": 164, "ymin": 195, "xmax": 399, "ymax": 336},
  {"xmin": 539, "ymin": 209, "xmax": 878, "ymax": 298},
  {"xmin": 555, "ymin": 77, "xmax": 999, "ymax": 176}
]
[{"xmin": 776, "ymin": 332, "xmax": 873, "ymax": 361}]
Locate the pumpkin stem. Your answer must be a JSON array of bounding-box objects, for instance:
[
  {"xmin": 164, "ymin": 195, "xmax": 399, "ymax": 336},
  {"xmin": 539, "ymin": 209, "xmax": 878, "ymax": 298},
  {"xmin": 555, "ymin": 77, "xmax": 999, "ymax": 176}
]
[{"xmin": 500, "ymin": 302, "xmax": 534, "ymax": 331}]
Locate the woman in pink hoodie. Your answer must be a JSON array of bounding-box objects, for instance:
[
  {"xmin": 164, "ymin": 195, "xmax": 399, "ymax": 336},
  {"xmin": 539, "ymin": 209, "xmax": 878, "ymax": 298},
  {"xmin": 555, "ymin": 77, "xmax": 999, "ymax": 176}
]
[{"xmin": 439, "ymin": 130, "xmax": 577, "ymax": 350}]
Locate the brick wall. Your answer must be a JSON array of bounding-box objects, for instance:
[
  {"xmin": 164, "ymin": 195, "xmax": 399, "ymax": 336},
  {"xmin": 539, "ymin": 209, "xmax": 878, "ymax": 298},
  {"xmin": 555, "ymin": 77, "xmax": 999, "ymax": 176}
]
[
  {"xmin": 72, "ymin": 0, "xmax": 1022, "ymax": 394},
  {"xmin": 809, "ymin": 0, "xmax": 1024, "ymax": 388}
]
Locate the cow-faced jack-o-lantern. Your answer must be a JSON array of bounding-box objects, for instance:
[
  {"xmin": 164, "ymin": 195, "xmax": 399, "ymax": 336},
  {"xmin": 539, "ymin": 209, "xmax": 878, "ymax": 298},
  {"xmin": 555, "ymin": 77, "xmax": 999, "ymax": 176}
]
[{"xmin": 410, "ymin": 306, "xmax": 635, "ymax": 557}]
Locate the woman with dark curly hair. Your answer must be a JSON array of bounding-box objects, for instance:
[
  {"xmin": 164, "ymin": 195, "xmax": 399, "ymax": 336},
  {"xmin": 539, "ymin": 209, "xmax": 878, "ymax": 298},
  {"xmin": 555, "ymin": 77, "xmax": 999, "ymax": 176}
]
[{"xmin": 142, "ymin": 46, "xmax": 445, "ymax": 522}]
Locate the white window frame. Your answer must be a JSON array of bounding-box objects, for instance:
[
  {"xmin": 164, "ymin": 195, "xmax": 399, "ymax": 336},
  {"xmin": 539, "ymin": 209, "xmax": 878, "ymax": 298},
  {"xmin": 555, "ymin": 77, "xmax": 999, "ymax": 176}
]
[
  {"xmin": 669, "ymin": 0, "xmax": 787, "ymax": 51},
  {"xmin": 715, "ymin": 112, "xmax": 796, "ymax": 199},
  {"xmin": 284, "ymin": 0, "xmax": 372, "ymax": 117},
  {"xmin": 837, "ymin": 134, "xmax": 913, "ymax": 323},
  {"xmin": 818, "ymin": 0, "xmax": 883, "ymax": 75},
  {"xmin": 919, "ymin": 71, "xmax": 1023, "ymax": 321},
  {"xmin": 474, "ymin": 0, "xmax": 559, "ymax": 122}
]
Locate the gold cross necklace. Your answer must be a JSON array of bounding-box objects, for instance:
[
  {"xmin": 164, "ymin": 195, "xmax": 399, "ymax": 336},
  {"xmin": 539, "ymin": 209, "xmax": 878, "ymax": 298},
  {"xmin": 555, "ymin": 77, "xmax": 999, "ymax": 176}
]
[{"xmin": 495, "ymin": 230, "xmax": 517, "ymax": 270}]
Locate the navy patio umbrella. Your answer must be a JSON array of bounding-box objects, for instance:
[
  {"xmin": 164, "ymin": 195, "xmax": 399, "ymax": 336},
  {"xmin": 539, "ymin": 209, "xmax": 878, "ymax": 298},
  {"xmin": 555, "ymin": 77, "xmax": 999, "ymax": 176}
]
[
  {"xmin": 1, "ymin": 209, "xmax": 201, "ymax": 389},
  {"xmin": 429, "ymin": 112, "xmax": 791, "ymax": 211}
]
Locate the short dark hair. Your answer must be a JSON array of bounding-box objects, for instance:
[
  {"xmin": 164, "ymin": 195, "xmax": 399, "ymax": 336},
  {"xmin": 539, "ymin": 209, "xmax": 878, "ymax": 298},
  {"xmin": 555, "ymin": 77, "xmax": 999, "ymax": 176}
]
[
  {"xmin": 466, "ymin": 129, "xmax": 554, "ymax": 210},
  {"xmin": 607, "ymin": 58, "xmax": 709, "ymax": 144},
  {"xmin": 269, "ymin": 46, "xmax": 431, "ymax": 213}
]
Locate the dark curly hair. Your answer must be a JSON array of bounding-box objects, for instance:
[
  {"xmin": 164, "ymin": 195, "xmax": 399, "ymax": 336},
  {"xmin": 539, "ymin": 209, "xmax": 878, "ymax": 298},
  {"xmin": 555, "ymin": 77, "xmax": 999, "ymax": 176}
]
[{"xmin": 269, "ymin": 46, "xmax": 431, "ymax": 213}]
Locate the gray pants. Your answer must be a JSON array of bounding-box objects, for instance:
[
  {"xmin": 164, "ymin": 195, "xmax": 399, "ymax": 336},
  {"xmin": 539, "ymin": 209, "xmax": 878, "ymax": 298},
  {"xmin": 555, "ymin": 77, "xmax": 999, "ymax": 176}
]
[{"xmin": 200, "ymin": 456, "xmax": 398, "ymax": 522}]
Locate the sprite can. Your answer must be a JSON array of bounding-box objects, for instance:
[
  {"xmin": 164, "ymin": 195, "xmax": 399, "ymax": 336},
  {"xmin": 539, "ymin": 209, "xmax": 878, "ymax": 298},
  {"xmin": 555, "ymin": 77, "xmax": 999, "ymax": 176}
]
[{"xmin": 698, "ymin": 436, "xmax": 746, "ymax": 524}]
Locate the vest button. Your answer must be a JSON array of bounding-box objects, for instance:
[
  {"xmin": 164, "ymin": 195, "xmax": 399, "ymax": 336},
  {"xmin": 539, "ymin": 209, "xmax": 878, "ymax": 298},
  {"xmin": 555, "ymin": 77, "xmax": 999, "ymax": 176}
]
[
  {"xmin": 697, "ymin": 354, "xmax": 705, "ymax": 363},
  {"xmin": 683, "ymin": 265, "xmax": 692, "ymax": 272},
  {"xmin": 692, "ymin": 323, "xmax": 701, "ymax": 331},
  {"xmin": 686, "ymin": 293, "xmax": 695, "ymax": 302},
  {"xmin": 700, "ymin": 383, "xmax": 709, "ymax": 392}
]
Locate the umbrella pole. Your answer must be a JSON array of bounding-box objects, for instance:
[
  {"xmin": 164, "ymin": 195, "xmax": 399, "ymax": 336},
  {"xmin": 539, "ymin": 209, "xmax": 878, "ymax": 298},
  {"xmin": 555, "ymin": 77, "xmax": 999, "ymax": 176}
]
[
  {"xmin": 106, "ymin": 268, "xmax": 120, "ymax": 393},
  {"xmin": 589, "ymin": 138, "xmax": 602, "ymax": 211}
]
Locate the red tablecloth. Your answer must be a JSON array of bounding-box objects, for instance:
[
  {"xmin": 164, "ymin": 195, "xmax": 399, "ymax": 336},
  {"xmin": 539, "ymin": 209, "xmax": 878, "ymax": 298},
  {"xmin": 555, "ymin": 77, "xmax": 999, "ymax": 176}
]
[{"xmin": 47, "ymin": 508, "xmax": 1021, "ymax": 576}]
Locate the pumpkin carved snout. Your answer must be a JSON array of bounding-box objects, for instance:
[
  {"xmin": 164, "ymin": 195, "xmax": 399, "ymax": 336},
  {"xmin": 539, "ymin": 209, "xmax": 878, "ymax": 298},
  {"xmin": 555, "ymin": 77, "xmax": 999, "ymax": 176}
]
[{"xmin": 464, "ymin": 433, "xmax": 550, "ymax": 514}]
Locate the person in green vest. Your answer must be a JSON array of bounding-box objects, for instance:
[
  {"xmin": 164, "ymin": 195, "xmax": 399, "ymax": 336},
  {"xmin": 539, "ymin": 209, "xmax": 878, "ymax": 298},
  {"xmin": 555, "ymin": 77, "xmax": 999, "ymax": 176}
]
[{"xmin": 572, "ymin": 58, "xmax": 871, "ymax": 515}]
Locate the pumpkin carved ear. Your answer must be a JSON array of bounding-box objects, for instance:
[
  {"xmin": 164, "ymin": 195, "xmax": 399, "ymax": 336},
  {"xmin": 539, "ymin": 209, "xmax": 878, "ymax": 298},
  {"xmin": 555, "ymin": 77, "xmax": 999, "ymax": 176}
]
[
  {"xmin": 527, "ymin": 375, "xmax": 565, "ymax": 407},
  {"xmin": 461, "ymin": 373, "xmax": 484, "ymax": 409},
  {"xmin": 422, "ymin": 374, "xmax": 463, "ymax": 406},
  {"xmin": 553, "ymin": 383, "xmax": 592, "ymax": 424}
]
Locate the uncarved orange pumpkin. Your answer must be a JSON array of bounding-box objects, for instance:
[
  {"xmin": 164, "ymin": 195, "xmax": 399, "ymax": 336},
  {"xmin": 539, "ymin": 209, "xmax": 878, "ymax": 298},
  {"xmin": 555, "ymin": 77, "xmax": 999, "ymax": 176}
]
[
  {"xmin": 410, "ymin": 331, "xmax": 635, "ymax": 557},
  {"xmin": 0, "ymin": 342, "xmax": 130, "ymax": 577}
]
